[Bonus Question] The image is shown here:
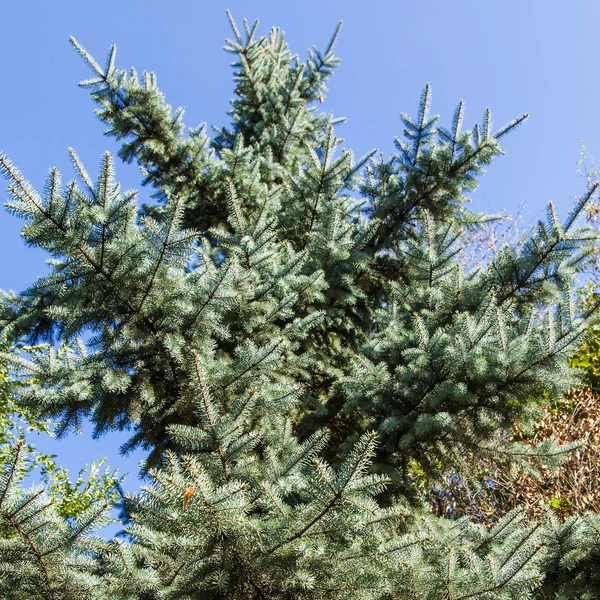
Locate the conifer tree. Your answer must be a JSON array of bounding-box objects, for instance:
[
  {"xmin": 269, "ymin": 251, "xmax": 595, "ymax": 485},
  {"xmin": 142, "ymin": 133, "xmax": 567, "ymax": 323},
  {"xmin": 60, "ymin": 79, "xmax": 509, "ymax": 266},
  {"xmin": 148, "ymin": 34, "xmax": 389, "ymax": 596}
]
[{"xmin": 1, "ymin": 13, "xmax": 600, "ymax": 599}]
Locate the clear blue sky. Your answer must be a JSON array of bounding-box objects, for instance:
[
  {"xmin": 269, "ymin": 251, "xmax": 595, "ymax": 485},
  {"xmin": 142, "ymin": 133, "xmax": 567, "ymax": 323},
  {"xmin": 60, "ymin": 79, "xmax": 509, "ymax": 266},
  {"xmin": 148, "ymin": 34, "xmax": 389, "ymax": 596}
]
[{"xmin": 1, "ymin": 1, "xmax": 600, "ymax": 497}]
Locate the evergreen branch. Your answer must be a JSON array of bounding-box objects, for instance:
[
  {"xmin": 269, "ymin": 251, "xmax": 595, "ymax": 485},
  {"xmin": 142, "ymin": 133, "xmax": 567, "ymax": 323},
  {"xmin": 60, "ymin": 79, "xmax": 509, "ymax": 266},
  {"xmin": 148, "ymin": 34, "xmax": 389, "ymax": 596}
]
[
  {"xmin": 499, "ymin": 523, "xmax": 540, "ymax": 569},
  {"xmin": 266, "ymin": 493, "xmax": 340, "ymax": 555},
  {"xmin": 223, "ymin": 338, "xmax": 284, "ymax": 390},
  {"xmin": 0, "ymin": 441, "xmax": 25, "ymax": 509},
  {"xmin": 70, "ymin": 37, "xmax": 104, "ymax": 77},
  {"xmin": 496, "ymin": 185, "xmax": 599, "ymax": 306},
  {"xmin": 226, "ymin": 9, "xmax": 244, "ymax": 46},
  {"xmin": 43, "ymin": 502, "xmax": 108, "ymax": 556},
  {"xmin": 268, "ymin": 433, "xmax": 378, "ymax": 554},
  {"xmin": 187, "ymin": 260, "xmax": 234, "ymax": 333},
  {"xmin": 1, "ymin": 500, "xmax": 55, "ymax": 595},
  {"xmin": 0, "ymin": 352, "xmax": 44, "ymax": 375},
  {"xmin": 226, "ymin": 179, "xmax": 246, "ymax": 236},
  {"xmin": 279, "ymin": 428, "xmax": 330, "ymax": 477},
  {"xmin": 137, "ymin": 196, "xmax": 187, "ymax": 313},
  {"xmin": 452, "ymin": 545, "xmax": 542, "ymax": 600},
  {"xmin": 321, "ymin": 21, "xmax": 343, "ymax": 66},
  {"xmin": 68, "ymin": 147, "xmax": 96, "ymax": 198},
  {"xmin": 191, "ymin": 353, "xmax": 227, "ymax": 471},
  {"xmin": 494, "ymin": 113, "xmax": 529, "ymax": 140},
  {"xmin": 4, "ymin": 489, "xmax": 45, "ymax": 520}
]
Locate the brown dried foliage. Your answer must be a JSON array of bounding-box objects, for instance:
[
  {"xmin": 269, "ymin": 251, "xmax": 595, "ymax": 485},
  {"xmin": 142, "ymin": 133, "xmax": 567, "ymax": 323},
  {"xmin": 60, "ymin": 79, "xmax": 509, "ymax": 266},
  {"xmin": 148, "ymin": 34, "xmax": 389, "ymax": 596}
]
[
  {"xmin": 505, "ymin": 387, "xmax": 600, "ymax": 517},
  {"xmin": 427, "ymin": 388, "xmax": 600, "ymax": 524}
]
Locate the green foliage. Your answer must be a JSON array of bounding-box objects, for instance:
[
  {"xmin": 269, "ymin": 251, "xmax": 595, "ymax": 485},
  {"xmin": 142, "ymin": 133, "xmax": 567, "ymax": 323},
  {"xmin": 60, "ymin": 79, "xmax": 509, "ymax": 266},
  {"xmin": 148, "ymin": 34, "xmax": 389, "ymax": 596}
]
[
  {"xmin": 570, "ymin": 294, "xmax": 600, "ymax": 389},
  {"xmin": 0, "ymin": 442, "xmax": 110, "ymax": 600},
  {"xmin": 0, "ymin": 13, "xmax": 599, "ymax": 599},
  {"xmin": 1, "ymin": 341, "xmax": 121, "ymax": 520},
  {"xmin": 0, "ymin": 339, "xmax": 54, "ymax": 446},
  {"xmin": 42, "ymin": 458, "xmax": 122, "ymax": 519}
]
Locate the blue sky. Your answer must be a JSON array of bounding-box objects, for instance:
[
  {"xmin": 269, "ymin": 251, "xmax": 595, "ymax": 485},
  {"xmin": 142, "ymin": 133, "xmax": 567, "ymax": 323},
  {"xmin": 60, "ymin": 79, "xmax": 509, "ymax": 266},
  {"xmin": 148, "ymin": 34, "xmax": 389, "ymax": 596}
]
[{"xmin": 1, "ymin": 1, "xmax": 600, "ymax": 499}]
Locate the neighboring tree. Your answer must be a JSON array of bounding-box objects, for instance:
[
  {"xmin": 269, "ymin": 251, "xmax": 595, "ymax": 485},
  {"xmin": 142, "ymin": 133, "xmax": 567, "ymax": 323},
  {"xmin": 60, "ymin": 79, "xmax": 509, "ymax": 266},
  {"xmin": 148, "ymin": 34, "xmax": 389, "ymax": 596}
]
[
  {"xmin": 0, "ymin": 442, "xmax": 111, "ymax": 600},
  {"xmin": 0, "ymin": 342, "xmax": 116, "ymax": 598},
  {"xmin": 0, "ymin": 338, "xmax": 54, "ymax": 454},
  {"xmin": 0, "ymin": 338, "xmax": 121, "ymax": 518},
  {"xmin": 1, "ymin": 13, "xmax": 600, "ymax": 598}
]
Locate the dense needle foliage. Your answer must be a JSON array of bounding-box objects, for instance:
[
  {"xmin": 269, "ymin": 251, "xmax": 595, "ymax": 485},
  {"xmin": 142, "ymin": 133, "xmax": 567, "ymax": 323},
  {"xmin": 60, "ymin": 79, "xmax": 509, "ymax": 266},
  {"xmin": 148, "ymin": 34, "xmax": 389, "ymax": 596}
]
[{"xmin": 1, "ymin": 14, "xmax": 600, "ymax": 599}]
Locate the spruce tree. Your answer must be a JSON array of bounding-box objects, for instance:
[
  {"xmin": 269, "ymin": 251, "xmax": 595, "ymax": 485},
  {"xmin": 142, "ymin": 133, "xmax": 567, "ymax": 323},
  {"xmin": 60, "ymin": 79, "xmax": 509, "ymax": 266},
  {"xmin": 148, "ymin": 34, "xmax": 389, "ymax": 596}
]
[{"xmin": 1, "ymin": 13, "xmax": 600, "ymax": 599}]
